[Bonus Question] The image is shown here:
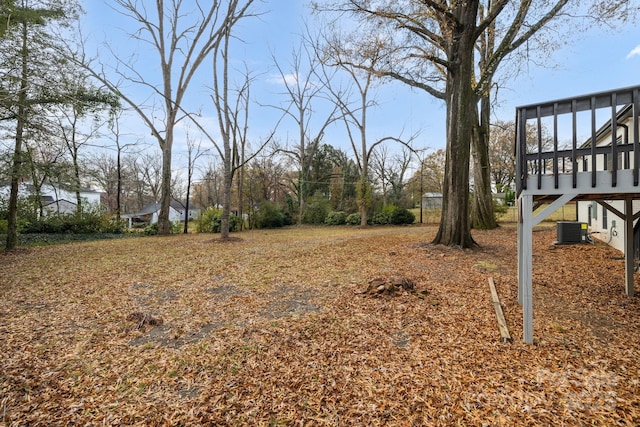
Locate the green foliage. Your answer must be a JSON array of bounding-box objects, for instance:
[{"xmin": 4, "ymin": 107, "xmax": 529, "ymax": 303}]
[
  {"xmin": 197, "ymin": 208, "xmax": 241, "ymax": 233},
  {"xmin": 371, "ymin": 205, "xmax": 395, "ymax": 225},
  {"xmin": 325, "ymin": 211, "xmax": 347, "ymax": 225},
  {"xmin": 389, "ymin": 207, "xmax": 415, "ymax": 225},
  {"xmin": 143, "ymin": 223, "xmax": 159, "ymax": 236},
  {"xmin": 303, "ymin": 192, "xmax": 331, "ymax": 225},
  {"xmin": 143, "ymin": 221, "xmax": 181, "ymax": 235},
  {"xmin": 254, "ymin": 201, "xmax": 285, "ymax": 229},
  {"xmin": 355, "ymin": 178, "xmax": 372, "ymax": 213},
  {"xmin": 0, "ymin": 195, "xmax": 38, "ymax": 226},
  {"xmin": 21, "ymin": 209, "xmax": 123, "ymax": 234},
  {"xmin": 0, "ymin": 219, "xmax": 7, "ymax": 233},
  {"xmin": 493, "ymin": 199, "xmax": 508, "ymax": 216},
  {"xmin": 371, "ymin": 205, "xmax": 415, "ymax": 225},
  {"xmin": 504, "ymin": 190, "xmax": 515, "ymax": 206},
  {"xmin": 345, "ymin": 212, "xmax": 361, "ymax": 225}
]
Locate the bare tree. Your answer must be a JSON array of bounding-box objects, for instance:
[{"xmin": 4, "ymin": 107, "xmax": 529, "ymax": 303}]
[
  {"xmin": 183, "ymin": 133, "xmax": 209, "ymax": 233},
  {"xmin": 207, "ymin": 27, "xmax": 277, "ymax": 239},
  {"xmin": 73, "ymin": 0, "xmax": 258, "ymax": 235},
  {"xmin": 52, "ymin": 73, "xmax": 117, "ymax": 213},
  {"xmin": 192, "ymin": 159, "xmax": 224, "ymax": 210},
  {"xmin": 270, "ymin": 40, "xmax": 340, "ymax": 225},
  {"xmin": 104, "ymin": 109, "xmax": 140, "ymax": 222},
  {"xmin": 317, "ymin": 29, "xmax": 414, "ymax": 225},
  {"xmin": 314, "ymin": 1, "xmax": 634, "ymax": 247}
]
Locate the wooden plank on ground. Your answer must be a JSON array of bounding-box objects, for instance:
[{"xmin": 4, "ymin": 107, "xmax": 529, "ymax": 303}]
[{"xmin": 488, "ymin": 277, "xmax": 512, "ymax": 342}]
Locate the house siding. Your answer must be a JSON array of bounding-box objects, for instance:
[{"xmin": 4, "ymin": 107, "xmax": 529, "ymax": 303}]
[{"xmin": 576, "ymin": 110, "xmax": 640, "ymax": 253}]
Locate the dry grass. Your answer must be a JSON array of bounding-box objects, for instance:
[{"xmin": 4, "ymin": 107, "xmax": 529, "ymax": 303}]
[{"xmin": 1, "ymin": 225, "xmax": 639, "ymax": 426}]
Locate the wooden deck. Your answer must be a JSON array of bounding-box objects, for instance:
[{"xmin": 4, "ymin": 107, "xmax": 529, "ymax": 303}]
[{"xmin": 515, "ymin": 85, "xmax": 640, "ymax": 344}]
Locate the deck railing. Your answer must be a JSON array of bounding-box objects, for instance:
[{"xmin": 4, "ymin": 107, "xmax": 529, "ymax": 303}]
[{"xmin": 515, "ymin": 85, "xmax": 640, "ymax": 196}]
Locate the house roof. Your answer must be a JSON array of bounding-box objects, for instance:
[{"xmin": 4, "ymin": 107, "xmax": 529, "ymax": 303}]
[
  {"xmin": 123, "ymin": 200, "xmax": 187, "ymax": 218},
  {"xmin": 579, "ymin": 104, "xmax": 635, "ymax": 149}
]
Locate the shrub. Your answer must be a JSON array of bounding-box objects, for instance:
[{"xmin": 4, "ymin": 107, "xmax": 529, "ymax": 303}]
[
  {"xmin": 372, "ymin": 205, "xmax": 398, "ymax": 225},
  {"xmin": 21, "ymin": 209, "xmax": 122, "ymax": 234},
  {"xmin": 325, "ymin": 211, "xmax": 347, "ymax": 225},
  {"xmin": 371, "ymin": 211, "xmax": 389, "ymax": 225},
  {"xmin": 493, "ymin": 199, "xmax": 509, "ymax": 216},
  {"xmin": 303, "ymin": 192, "xmax": 331, "ymax": 225},
  {"xmin": 143, "ymin": 220, "xmax": 181, "ymax": 235},
  {"xmin": 254, "ymin": 201, "xmax": 285, "ymax": 229},
  {"xmin": 0, "ymin": 219, "xmax": 7, "ymax": 233},
  {"xmin": 143, "ymin": 223, "xmax": 159, "ymax": 235},
  {"xmin": 389, "ymin": 207, "xmax": 415, "ymax": 225},
  {"xmin": 346, "ymin": 212, "xmax": 361, "ymax": 225},
  {"xmin": 371, "ymin": 205, "xmax": 415, "ymax": 225},
  {"xmin": 197, "ymin": 208, "xmax": 241, "ymax": 233}
]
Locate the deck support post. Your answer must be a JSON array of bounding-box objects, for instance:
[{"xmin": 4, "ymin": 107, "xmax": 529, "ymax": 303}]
[
  {"xmin": 518, "ymin": 194, "xmax": 534, "ymax": 344},
  {"xmin": 624, "ymin": 197, "xmax": 635, "ymax": 296}
]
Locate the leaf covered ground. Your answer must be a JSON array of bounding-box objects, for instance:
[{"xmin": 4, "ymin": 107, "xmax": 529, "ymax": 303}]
[{"xmin": 1, "ymin": 225, "xmax": 640, "ymax": 426}]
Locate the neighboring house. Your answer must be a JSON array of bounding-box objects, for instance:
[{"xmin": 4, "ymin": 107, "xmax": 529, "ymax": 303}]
[
  {"xmin": 121, "ymin": 200, "xmax": 197, "ymax": 228},
  {"xmin": 422, "ymin": 192, "xmax": 443, "ymax": 209},
  {"xmin": 0, "ymin": 182, "xmax": 102, "ymax": 215},
  {"xmin": 576, "ymin": 104, "xmax": 640, "ymax": 254}
]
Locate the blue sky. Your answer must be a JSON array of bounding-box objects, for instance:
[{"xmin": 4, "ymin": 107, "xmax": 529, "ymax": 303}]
[{"xmin": 80, "ymin": 1, "xmax": 640, "ymax": 172}]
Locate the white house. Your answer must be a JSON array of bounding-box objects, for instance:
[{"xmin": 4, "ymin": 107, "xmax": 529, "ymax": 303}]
[
  {"xmin": 0, "ymin": 182, "xmax": 102, "ymax": 215},
  {"xmin": 576, "ymin": 104, "xmax": 640, "ymax": 254},
  {"xmin": 121, "ymin": 200, "xmax": 197, "ymax": 228}
]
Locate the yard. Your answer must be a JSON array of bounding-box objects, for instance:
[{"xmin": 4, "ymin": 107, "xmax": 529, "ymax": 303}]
[{"xmin": 1, "ymin": 225, "xmax": 639, "ymax": 425}]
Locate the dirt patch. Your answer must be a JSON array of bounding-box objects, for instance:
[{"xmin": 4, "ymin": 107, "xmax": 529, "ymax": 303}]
[
  {"xmin": 261, "ymin": 285, "xmax": 320, "ymax": 319},
  {"xmin": 129, "ymin": 322, "xmax": 225, "ymax": 348},
  {"xmin": 205, "ymin": 284, "xmax": 243, "ymax": 298}
]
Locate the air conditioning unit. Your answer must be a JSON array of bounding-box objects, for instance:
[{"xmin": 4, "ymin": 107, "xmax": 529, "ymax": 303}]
[{"xmin": 556, "ymin": 221, "xmax": 589, "ymax": 244}]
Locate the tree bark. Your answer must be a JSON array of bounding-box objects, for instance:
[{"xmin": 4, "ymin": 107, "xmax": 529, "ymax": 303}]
[
  {"xmin": 157, "ymin": 132, "xmax": 173, "ymax": 235},
  {"xmin": 220, "ymin": 143, "xmax": 232, "ymax": 240},
  {"xmin": 5, "ymin": 20, "xmax": 29, "ymax": 250},
  {"xmin": 471, "ymin": 95, "xmax": 497, "ymax": 229},
  {"xmin": 432, "ymin": 2, "xmax": 478, "ymax": 248}
]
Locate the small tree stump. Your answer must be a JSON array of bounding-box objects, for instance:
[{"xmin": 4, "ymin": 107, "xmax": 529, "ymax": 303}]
[{"xmin": 359, "ymin": 276, "xmax": 417, "ymax": 297}]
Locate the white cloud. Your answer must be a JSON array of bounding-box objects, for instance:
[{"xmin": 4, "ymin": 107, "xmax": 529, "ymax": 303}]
[
  {"xmin": 626, "ymin": 45, "xmax": 640, "ymax": 59},
  {"xmin": 267, "ymin": 73, "xmax": 299, "ymax": 86}
]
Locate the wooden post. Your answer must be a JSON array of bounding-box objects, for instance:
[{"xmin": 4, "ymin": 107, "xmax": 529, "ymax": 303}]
[
  {"xmin": 624, "ymin": 197, "xmax": 635, "ymax": 296},
  {"xmin": 489, "ymin": 278, "xmax": 512, "ymax": 342},
  {"xmin": 519, "ymin": 194, "xmax": 534, "ymax": 344},
  {"xmin": 517, "ymin": 197, "xmax": 524, "ymax": 305}
]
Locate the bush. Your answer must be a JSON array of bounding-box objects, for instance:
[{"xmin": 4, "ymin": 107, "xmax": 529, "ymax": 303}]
[
  {"xmin": 493, "ymin": 199, "xmax": 509, "ymax": 216},
  {"xmin": 371, "ymin": 206, "xmax": 415, "ymax": 225},
  {"xmin": 372, "ymin": 205, "xmax": 398, "ymax": 225},
  {"xmin": 325, "ymin": 211, "xmax": 347, "ymax": 225},
  {"xmin": 371, "ymin": 211, "xmax": 389, "ymax": 225},
  {"xmin": 0, "ymin": 219, "xmax": 7, "ymax": 233},
  {"xmin": 389, "ymin": 207, "xmax": 415, "ymax": 225},
  {"xmin": 21, "ymin": 209, "xmax": 122, "ymax": 234},
  {"xmin": 254, "ymin": 201, "xmax": 285, "ymax": 229},
  {"xmin": 143, "ymin": 223, "xmax": 159, "ymax": 235},
  {"xmin": 303, "ymin": 192, "xmax": 331, "ymax": 225},
  {"xmin": 346, "ymin": 212, "xmax": 361, "ymax": 225},
  {"xmin": 143, "ymin": 220, "xmax": 182, "ymax": 235},
  {"xmin": 197, "ymin": 208, "xmax": 241, "ymax": 233}
]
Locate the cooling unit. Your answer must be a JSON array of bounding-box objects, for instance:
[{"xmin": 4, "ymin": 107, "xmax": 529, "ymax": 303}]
[{"xmin": 556, "ymin": 221, "xmax": 589, "ymax": 244}]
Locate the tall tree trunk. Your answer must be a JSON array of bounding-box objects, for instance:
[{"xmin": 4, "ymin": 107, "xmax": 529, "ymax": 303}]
[
  {"xmin": 471, "ymin": 95, "xmax": 497, "ymax": 229},
  {"xmin": 116, "ymin": 146, "xmax": 122, "ymax": 222},
  {"xmin": 183, "ymin": 161, "xmax": 192, "ymax": 234},
  {"xmin": 72, "ymin": 152, "xmax": 82, "ymax": 213},
  {"xmin": 220, "ymin": 144, "xmax": 232, "ymax": 240},
  {"xmin": 237, "ymin": 165, "xmax": 244, "ymax": 231},
  {"xmin": 5, "ymin": 21, "xmax": 29, "ymax": 250},
  {"xmin": 433, "ymin": 2, "xmax": 478, "ymax": 248},
  {"xmin": 157, "ymin": 133, "xmax": 173, "ymax": 235}
]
